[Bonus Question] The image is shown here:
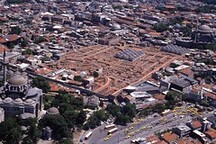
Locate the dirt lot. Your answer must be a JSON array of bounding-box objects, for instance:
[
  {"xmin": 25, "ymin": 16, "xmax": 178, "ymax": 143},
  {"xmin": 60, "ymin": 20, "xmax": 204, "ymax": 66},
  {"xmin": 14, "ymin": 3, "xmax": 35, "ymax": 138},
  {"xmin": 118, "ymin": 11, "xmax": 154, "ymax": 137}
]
[{"xmin": 49, "ymin": 44, "xmax": 180, "ymax": 96}]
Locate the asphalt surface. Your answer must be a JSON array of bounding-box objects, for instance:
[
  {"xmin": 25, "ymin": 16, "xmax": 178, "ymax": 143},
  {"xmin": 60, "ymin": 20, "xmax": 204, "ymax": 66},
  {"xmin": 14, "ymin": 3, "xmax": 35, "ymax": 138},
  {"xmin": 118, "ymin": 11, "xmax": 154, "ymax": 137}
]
[{"xmin": 82, "ymin": 105, "xmax": 215, "ymax": 144}]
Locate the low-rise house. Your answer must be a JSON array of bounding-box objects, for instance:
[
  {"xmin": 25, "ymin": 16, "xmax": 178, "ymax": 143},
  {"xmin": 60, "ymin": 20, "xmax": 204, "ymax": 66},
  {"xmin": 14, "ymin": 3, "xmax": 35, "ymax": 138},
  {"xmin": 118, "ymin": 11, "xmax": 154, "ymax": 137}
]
[
  {"xmin": 207, "ymin": 115, "xmax": 216, "ymax": 129},
  {"xmin": 187, "ymin": 88, "xmax": 203, "ymax": 102},
  {"xmin": 169, "ymin": 78, "xmax": 191, "ymax": 93},
  {"xmin": 192, "ymin": 130, "xmax": 208, "ymax": 144},
  {"xmin": 187, "ymin": 120, "xmax": 202, "ymax": 131},
  {"xmin": 25, "ymin": 56, "xmax": 42, "ymax": 66},
  {"xmin": 179, "ymin": 67, "xmax": 194, "ymax": 78},
  {"xmin": 205, "ymin": 128, "xmax": 216, "ymax": 141},
  {"xmin": 146, "ymin": 134, "xmax": 167, "ymax": 144},
  {"xmin": 204, "ymin": 92, "xmax": 216, "ymax": 107},
  {"xmin": 173, "ymin": 124, "xmax": 191, "ymax": 138},
  {"xmin": 83, "ymin": 95, "xmax": 100, "ymax": 107},
  {"xmin": 162, "ymin": 132, "xmax": 178, "ymax": 144}
]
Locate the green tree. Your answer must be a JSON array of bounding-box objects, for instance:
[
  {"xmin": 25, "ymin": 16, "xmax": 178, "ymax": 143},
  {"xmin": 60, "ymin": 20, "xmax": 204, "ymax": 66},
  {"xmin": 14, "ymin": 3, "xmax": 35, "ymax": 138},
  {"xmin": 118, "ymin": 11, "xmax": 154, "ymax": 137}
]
[
  {"xmin": 8, "ymin": 43, "xmax": 14, "ymax": 49},
  {"xmin": 21, "ymin": 39, "xmax": 28, "ymax": 47},
  {"xmin": 181, "ymin": 26, "xmax": 192, "ymax": 37},
  {"xmin": 92, "ymin": 71, "xmax": 99, "ymax": 77},
  {"xmin": 140, "ymin": 108, "xmax": 152, "ymax": 116},
  {"xmin": 195, "ymin": 5, "xmax": 216, "ymax": 13},
  {"xmin": 20, "ymin": 118, "xmax": 40, "ymax": 143},
  {"xmin": 22, "ymin": 48, "xmax": 32, "ymax": 55},
  {"xmin": 9, "ymin": 26, "xmax": 22, "ymax": 35},
  {"xmin": 22, "ymin": 136, "xmax": 33, "ymax": 144},
  {"xmin": 34, "ymin": 36, "xmax": 45, "ymax": 44},
  {"xmin": 52, "ymin": 92, "xmax": 84, "ymax": 111},
  {"xmin": 84, "ymin": 110, "xmax": 109, "ymax": 129},
  {"xmin": 39, "ymin": 114, "xmax": 70, "ymax": 140},
  {"xmin": 106, "ymin": 104, "xmax": 120, "ymax": 117},
  {"xmin": 153, "ymin": 23, "xmax": 169, "ymax": 32},
  {"xmin": 115, "ymin": 114, "xmax": 131, "ymax": 126},
  {"xmin": 76, "ymin": 110, "xmax": 86, "ymax": 127},
  {"xmin": 204, "ymin": 0, "xmax": 216, "ymax": 4},
  {"xmin": 63, "ymin": 110, "xmax": 78, "ymax": 128},
  {"xmin": 73, "ymin": 75, "xmax": 82, "ymax": 82},
  {"xmin": 41, "ymin": 56, "xmax": 50, "ymax": 62},
  {"xmin": 6, "ymin": 0, "xmax": 29, "ymax": 4},
  {"xmin": 169, "ymin": 17, "xmax": 184, "ymax": 25},
  {"xmin": 95, "ymin": 109, "xmax": 109, "ymax": 121},
  {"xmin": 0, "ymin": 117, "xmax": 22, "ymax": 144},
  {"xmin": 32, "ymin": 77, "xmax": 50, "ymax": 93},
  {"xmin": 43, "ymin": 95, "xmax": 55, "ymax": 110},
  {"xmin": 153, "ymin": 103, "xmax": 166, "ymax": 113},
  {"xmin": 58, "ymin": 138, "xmax": 72, "ymax": 144},
  {"xmin": 121, "ymin": 103, "xmax": 136, "ymax": 119},
  {"xmin": 200, "ymin": 99, "xmax": 210, "ymax": 107},
  {"xmin": 45, "ymin": 92, "xmax": 86, "ymax": 130},
  {"xmin": 165, "ymin": 90, "xmax": 182, "ymax": 102}
]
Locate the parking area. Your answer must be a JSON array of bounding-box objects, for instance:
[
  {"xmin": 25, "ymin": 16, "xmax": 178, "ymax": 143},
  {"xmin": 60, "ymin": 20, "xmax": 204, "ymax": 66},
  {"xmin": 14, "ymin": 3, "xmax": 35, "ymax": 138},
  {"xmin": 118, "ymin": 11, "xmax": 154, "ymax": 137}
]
[{"xmin": 80, "ymin": 103, "xmax": 215, "ymax": 144}]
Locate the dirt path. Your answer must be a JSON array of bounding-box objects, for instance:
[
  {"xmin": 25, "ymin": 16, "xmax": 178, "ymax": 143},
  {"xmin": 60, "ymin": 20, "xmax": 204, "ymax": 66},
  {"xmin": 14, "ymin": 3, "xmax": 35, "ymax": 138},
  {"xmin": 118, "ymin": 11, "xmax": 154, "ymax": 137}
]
[{"xmin": 112, "ymin": 55, "xmax": 182, "ymax": 96}]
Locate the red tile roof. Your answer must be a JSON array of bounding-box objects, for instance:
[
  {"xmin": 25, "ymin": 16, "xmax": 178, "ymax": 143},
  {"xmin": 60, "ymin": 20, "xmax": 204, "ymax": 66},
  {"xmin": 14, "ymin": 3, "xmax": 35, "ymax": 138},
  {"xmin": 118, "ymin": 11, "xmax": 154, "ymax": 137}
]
[
  {"xmin": 176, "ymin": 139, "xmax": 184, "ymax": 144},
  {"xmin": 6, "ymin": 34, "xmax": 19, "ymax": 42},
  {"xmin": 154, "ymin": 93, "xmax": 165, "ymax": 100},
  {"xmin": 179, "ymin": 67, "xmax": 193, "ymax": 77},
  {"xmin": 191, "ymin": 120, "xmax": 202, "ymax": 129},
  {"xmin": 205, "ymin": 129, "xmax": 216, "ymax": 139},
  {"xmin": 0, "ymin": 37, "xmax": 7, "ymax": 43},
  {"xmin": 205, "ymin": 92, "xmax": 216, "ymax": 100},
  {"xmin": 146, "ymin": 135, "xmax": 161, "ymax": 143},
  {"xmin": 36, "ymin": 68, "xmax": 52, "ymax": 75},
  {"xmin": 162, "ymin": 132, "xmax": 178, "ymax": 143},
  {"xmin": 49, "ymin": 83, "xmax": 61, "ymax": 92},
  {"xmin": 0, "ymin": 44, "xmax": 9, "ymax": 53}
]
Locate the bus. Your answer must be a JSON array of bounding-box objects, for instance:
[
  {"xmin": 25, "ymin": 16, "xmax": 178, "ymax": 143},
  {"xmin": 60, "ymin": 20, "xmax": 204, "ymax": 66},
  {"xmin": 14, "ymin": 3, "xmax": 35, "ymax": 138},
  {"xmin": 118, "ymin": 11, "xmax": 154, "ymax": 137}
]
[
  {"xmin": 84, "ymin": 131, "xmax": 93, "ymax": 140},
  {"xmin": 105, "ymin": 124, "xmax": 116, "ymax": 130},
  {"xmin": 108, "ymin": 127, "xmax": 118, "ymax": 134}
]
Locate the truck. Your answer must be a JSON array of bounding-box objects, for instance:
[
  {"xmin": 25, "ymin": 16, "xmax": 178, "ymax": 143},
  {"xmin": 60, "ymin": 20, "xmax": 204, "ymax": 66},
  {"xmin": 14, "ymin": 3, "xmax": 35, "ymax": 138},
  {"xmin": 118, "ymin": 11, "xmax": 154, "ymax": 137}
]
[
  {"xmin": 105, "ymin": 124, "xmax": 116, "ymax": 130},
  {"xmin": 108, "ymin": 127, "xmax": 118, "ymax": 134},
  {"xmin": 84, "ymin": 131, "xmax": 93, "ymax": 140}
]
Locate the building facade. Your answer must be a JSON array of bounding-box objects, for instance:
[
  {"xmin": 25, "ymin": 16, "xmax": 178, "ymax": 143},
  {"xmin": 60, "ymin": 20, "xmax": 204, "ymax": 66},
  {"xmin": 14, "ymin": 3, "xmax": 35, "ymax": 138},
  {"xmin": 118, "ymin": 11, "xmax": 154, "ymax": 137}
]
[{"xmin": 0, "ymin": 73, "xmax": 43, "ymax": 117}]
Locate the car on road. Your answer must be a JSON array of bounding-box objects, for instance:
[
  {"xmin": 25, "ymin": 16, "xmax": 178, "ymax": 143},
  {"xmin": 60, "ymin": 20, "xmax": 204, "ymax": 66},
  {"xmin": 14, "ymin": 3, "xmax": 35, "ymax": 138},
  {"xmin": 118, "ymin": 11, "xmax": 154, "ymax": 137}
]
[
  {"xmin": 141, "ymin": 126, "xmax": 146, "ymax": 130},
  {"xmin": 135, "ymin": 129, "xmax": 140, "ymax": 133},
  {"xmin": 129, "ymin": 126, "xmax": 134, "ymax": 130},
  {"xmin": 104, "ymin": 137, "xmax": 110, "ymax": 141},
  {"xmin": 124, "ymin": 128, "xmax": 129, "ymax": 133}
]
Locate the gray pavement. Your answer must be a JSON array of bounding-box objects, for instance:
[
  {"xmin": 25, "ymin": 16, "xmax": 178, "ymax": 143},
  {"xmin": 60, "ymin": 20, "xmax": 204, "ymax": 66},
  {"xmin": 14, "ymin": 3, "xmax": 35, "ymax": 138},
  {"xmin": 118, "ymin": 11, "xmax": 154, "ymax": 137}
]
[{"xmin": 82, "ymin": 105, "xmax": 216, "ymax": 144}]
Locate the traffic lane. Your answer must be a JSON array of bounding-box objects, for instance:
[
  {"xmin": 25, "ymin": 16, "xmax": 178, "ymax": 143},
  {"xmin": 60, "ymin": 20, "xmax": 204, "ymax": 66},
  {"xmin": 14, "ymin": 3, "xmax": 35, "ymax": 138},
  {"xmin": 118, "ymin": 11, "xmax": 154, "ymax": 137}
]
[
  {"xmin": 118, "ymin": 115, "xmax": 192, "ymax": 144},
  {"xmin": 98, "ymin": 116, "xmax": 163, "ymax": 142},
  {"xmin": 92, "ymin": 110, "xmax": 194, "ymax": 144},
  {"xmin": 95, "ymin": 114, "xmax": 176, "ymax": 144},
  {"xmin": 98, "ymin": 105, "xmax": 213, "ymax": 144},
  {"xmin": 124, "ymin": 115, "xmax": 192, "ymax": 142},
  {"xmin": 87, "ymin": 124, "xmax": 108, "ymax": 144},
  {"xmin": 93, "ymin": 117, "xmax": 161, "ymax": 144},
  {"xmin": 88, "ymin": 106, "xmax": 213, "ymax": 144}
]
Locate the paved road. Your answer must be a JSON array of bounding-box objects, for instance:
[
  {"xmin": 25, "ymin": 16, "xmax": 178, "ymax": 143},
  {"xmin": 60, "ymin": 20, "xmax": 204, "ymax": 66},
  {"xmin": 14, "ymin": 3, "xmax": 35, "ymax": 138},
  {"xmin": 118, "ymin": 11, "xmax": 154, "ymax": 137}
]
[
  {"xmin": 96, "ymin": 114, "xmax": 187, "ymax": 144},
  {"xmin": 84, "ymin": 107, "xmax": 216, "ymax": 144},
  {"xmin": 118, "ymin": 115, "xmax": 192, "ymax": 144},
  {"xmin": 86, "ymin": 114, "xmax": 171, "ymax": 144}
]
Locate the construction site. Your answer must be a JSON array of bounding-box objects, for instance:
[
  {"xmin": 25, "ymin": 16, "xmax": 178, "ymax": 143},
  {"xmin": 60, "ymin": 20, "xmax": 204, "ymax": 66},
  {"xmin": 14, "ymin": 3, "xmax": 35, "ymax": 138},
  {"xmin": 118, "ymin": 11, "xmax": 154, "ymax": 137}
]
[{"xmin": 49, "ymin": 44, "xmax": 181, "ymax": 96}]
